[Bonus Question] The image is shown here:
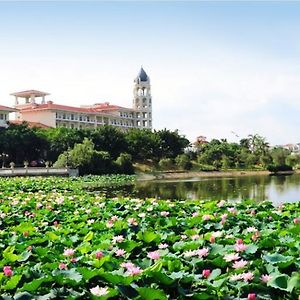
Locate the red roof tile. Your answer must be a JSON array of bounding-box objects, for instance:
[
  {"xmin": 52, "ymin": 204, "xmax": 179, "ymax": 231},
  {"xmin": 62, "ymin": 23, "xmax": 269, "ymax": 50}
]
[
  {"xmin": 0, "ymin": 105, "xmax": 17, "ymax": 112},
  {"xmin": 9, "ymin": 120, "xmax": 50, "ymax": 128},
  {"xmin": 18, "ymin": 102, "xmax": 134, "ymax": 114}
]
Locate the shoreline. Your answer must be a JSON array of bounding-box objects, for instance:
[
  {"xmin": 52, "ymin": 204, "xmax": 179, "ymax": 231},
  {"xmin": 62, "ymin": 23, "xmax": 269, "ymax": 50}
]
[{"xmin": 136, "ymin": 169, "xmax": 300, "ymax": 181}]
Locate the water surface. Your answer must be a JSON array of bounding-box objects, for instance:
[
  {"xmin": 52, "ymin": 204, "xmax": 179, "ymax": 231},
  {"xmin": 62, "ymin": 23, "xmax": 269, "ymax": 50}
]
[{"xmin": 104, "ymin": 174, "xmax": 300, "ymax": 205}]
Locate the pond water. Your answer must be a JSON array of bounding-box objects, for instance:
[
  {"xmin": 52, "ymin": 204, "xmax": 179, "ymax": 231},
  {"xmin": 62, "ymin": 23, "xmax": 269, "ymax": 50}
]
[{"xmin": 103, "ymin": 174, "xmax": 300, "ymax": 205}]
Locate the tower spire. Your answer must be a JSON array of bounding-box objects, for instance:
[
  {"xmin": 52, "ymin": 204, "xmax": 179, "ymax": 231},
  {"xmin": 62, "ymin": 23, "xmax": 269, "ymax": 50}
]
[{"xmin": 133, "ymin": 67, "xmax": 152, "ymax": 129}]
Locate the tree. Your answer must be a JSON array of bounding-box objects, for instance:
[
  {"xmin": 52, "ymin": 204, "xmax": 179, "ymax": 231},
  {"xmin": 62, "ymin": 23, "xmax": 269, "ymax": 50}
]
[
  {"xmin": 175, "ymin": 154, "xmax": 192, "ymax": 170},
  {"xmin": 155, "ymin": 129, "xmax": 190, "ymax": 159},
  {"xmin": 270, "ymin": 147, "xmax": 290, "ymax": 166},
  {"xmin": 54, "ymin": 138, "xmax": 113, "ymax": 175},
  {"xmin": 2, "ymin": 123, "xmax": 48, "ymax": 164},
  {"xmin": 87, "ymin": 126, "xmax": 128, "ymax": 159},
  {"xmin": 125, "ymin": 128, "xmax": 161, "ymax": 161}
]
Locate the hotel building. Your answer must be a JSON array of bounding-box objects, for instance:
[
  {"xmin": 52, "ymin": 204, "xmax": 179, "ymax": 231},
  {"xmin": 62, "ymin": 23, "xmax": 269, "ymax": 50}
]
[
  {"xmin": 0, "ymin": 105, "xmax": 16, "ymax": 128},
  {"xmin": 10, "ymin": 67, "xmax": 152, "ymax": 130}
]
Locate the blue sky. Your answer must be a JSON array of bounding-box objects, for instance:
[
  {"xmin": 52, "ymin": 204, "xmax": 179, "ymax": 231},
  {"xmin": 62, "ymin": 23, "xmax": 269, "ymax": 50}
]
[{"xmin": 0, "ymin": 1, "xmax": 300, "ymax": 144}]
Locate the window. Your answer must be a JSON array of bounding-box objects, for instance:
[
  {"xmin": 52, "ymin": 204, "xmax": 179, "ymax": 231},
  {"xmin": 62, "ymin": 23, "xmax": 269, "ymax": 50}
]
[
  {"xmin": 79, "ymin": 115, "xmax": 82, "ymax": 121},
  {"xmin": 71, "ymin": 114, "xmax": 74, "ymax": 120},
  {"xmin": 0, "ymin": 114, "xmax": 3, "ymax": 120}
]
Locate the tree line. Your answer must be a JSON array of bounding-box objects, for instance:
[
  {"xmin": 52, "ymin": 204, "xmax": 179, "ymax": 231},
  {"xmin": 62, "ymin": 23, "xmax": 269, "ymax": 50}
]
[
  {"xmin": 191, "ymin": 134, "xmax": 300, "ymax": 172},
  {"xmin": 0, "ymin": 123, "xmax": 189, "ymax": 174},
  {"xmin": 0, "ymin": 123, "xmax": 299, "ymax": 174}
]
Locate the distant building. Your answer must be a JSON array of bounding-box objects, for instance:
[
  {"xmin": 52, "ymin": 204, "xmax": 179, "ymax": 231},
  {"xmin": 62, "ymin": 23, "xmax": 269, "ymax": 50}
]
[
  {"xmin": 0, "ymin": 105, "xmax": 16, "ymax": 128},
  {"xmin": 280, "ymin": 143, "xmax": 300, "ymax": 154},
  {"xmin": 9, "ymin": 67, "xmax": 152, "ymax": 130}
]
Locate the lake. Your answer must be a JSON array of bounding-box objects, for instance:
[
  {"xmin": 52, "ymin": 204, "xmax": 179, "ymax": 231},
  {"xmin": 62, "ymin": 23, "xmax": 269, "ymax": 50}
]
[{"xmin": 104, "ymin": 174, "xmax": 300, "ymax": 205}]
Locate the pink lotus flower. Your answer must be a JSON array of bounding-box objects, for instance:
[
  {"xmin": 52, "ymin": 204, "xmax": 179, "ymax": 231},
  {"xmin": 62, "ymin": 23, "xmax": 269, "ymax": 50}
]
[
  {"xmin": 202, "ymin": 214, "xmax": 211, "ymax": 221},
  {"xmin": 128, "ymin": 218, "xmax": 138, "ymax": 226},
  {"xmin": 294, "ymin": 217, "xmax": 299, "ymax": 224},
  {"xmin": 158, "ymin": 243, "xmax": 168, "ymax": 249},
  {"xmin": 121, "ymin": 262, "xmax": 135, "ymax": 269},
  {"xmin": 217, "ymin": 200, "xmax": 226, "ymax": 207},
  {"xmin": 235, "ymin": 243, "xmax": 247, "ymax": 252},
  {"xmin": 209, "ymin": 236, "xmax": 215, "ymax": 243},
  {"xmin": 202, "ymin": 269, "xmax": 211, "ymax": 278},
  {"xmin": 59, "ymin": 262, "xmax": 67, "ymax": 270},
  {"xmin": 232, "ymin": 259, "xmax": 248, "ymax": 269},
  {"xmin": 127, "ymin": 266, "xmax": 143, "ymax": 276},
  {"xmin": 90, "ymin": 286, "xmax": 109, "ymax": 296},
  {"xmin": 106, "ymin": 220, "xmax": 114, "ymax": 228},
  {"xmin": 247, "ymin": 294, "xmax": 256, "ymax": 300},
  {"xmin": 95, "ymin": 251, "xmax": 104, "ymax": 259},
  {"xmin": 111, "ymin": 215, "xmax": 118, "ymax": 221},
  {"xmin": 3, "ymin": 266, "xmax": 13, "ymax": 277},
  {"xmin": 224, "ymin": 253, "xmax": 240, "ymax": 262},
  {"xmin": 160, "ymin": 211, "xmax": 169, "ymax": 217},
  {"xmin": 27, "ymin": 246, "xmax": 33, "ymax": 251},
  {"xmin": 191, "ymin": 234, "xmax": 200, "ymax": 240},
  {"xmin": 70, "ymin": 257, "xmax": 77, "ymax": 263},
  {"xmin": 242, "ymin": 271, "xmax": 254, "ymax": 282},
  {"xmin": 236, "ymin": 238, "xmax": 243, "ymax": 244},
  {"xmin": 251, "ymin": 231, "xmax": 260, "ymax": 241},
  {"xmin": 197, "ymin": 248, "xmax": 209, "ymax": 258},
  {"xmin": 227, "ymin": 207, "xmax": 237, "ymax": 215},
  {"xmin": 112, "ymin": 235, "xmax": 124, "ymax": 244},
  {"xmin": 115, "ymin": 248, "xmax": 126, "ymax": 257},
  {"xmin": 261, "ymin": 274, "xmax": 272, "ymax": 283},
  {"xmin": 192, "ymin": 212, "xmax": 199, "ymax": 217},
  {"xmin": 63, "ymin": 248, "xmax": 75, "ymax": 257},
  {"xmin": 147, "ymin": 251, "xmax": 160, "ymax": 260},
  {"xmin": 230, "ymin": 273, "xmax": 243, "ymax": 281},
  {"xmin": 246, "ymin": 227, "xmax": 257, "ymax": 233},
  {"xmin": 181, "ymin": 234, "xmax": 187, "ymax": 240},
  {"xmin": 138, "ymin": 212, "xmax": 146, "ymax": 218},
  {"xmin": 184, "ymin": 250, "xmax": 197, "ymax": 257}
]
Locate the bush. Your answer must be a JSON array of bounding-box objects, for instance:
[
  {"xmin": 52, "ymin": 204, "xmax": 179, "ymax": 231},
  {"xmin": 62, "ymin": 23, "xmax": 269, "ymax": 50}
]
[
  {"xmin": 54, "ymin": 138, "xmax": 114, "ymax": 175},
  {"xmin": 115, "ymin": 153, "xmax": 134, "ymax": 174},
  {"xmin": 158, "ymin": 158, "xmax": 174, "ymax": 170},
  {"xmin": 175, "ymin": 154, "xmax": 192, "ymax": 170},
  {"xmin": 195, "ymin": 163, "xmax": 218, "ymax": 172},
  {"xmin": 267, "ymin": 164, "xmax": 293, "ymax": 173}
]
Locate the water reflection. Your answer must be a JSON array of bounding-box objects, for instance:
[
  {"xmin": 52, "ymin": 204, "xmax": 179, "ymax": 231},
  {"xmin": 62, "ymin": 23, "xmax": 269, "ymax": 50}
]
[{"xmin": 132, "ymin": 174, "xmax": 300, "ymax": 205}]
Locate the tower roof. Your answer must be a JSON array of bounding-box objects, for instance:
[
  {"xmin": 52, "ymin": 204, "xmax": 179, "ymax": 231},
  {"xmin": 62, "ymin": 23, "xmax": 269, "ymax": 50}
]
[{"xmin": 135, "ymin": 67, "xmax": 149, "ymax": 82}]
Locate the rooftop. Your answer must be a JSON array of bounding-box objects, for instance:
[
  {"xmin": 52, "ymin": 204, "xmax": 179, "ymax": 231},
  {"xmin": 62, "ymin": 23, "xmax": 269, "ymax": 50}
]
[
  {"xmin": 0, "ymin": 105, "xmax": 17, "ymax": 112},
  {"xmin": 10, "ymin": 90, "xmax": 50, "ymax": 98}
]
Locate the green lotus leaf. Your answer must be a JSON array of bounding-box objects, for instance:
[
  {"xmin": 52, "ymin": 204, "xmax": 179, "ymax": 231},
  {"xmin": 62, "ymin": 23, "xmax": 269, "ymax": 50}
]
[
  {"xmin": 267, "ymin": 274, "xmax": 289, "ymax": 291},
  {"xmin": 3, "ymin": 275, "xmax": 22, "ymax": 290},
  {"xmin": 137, "ymin": 287, "xmax": 168, "ymax": 300},
  {"xmin": 83, "ymin": 231, "xmax": 94, "ymax": 242}
]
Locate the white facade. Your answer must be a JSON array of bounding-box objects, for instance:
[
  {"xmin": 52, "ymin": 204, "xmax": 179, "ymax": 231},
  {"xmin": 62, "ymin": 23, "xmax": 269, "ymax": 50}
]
[
  {"xmin": 0, "ymin": 106, "xmax": 16, "ymax": 128},
  {"xmin": 12, "ymin": 68, "xmax": 153, "ymax": 130}
]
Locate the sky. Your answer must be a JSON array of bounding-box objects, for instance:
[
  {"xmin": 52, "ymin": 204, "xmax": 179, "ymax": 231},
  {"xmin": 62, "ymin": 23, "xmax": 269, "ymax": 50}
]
[{"xmin": 0, "ymin": 1, "xmax": 300, "ymax": 145}]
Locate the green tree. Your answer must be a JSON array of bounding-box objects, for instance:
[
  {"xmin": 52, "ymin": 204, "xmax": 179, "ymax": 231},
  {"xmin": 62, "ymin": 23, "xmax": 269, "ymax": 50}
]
[
  {"xmin": 115, "ymin": 153, "xmax": 134, "ymax": 174},
  {"xmin": 54, "ymin": 138, "xmax": 113, "ymax": 175},
  {"xmin": 270, "ymin": 147, "xmax": 290, "ymax": 166},
  {"xmin": 125, "ymin": 128, "xmax": 161, "ymax": 161},
  {"xmin": 175, "ymin": 154, "xmax": 192, "ymax": 170},
  {"xmin": 155, "ymin": 129, "xmax": 190, "ymax": 159}
]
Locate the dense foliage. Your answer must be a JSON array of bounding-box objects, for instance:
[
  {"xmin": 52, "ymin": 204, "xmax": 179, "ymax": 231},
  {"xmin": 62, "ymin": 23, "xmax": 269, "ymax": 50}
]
[
  {"xmin": 0, "ymin": 177, "xmax": 299, "ymax": 299},
  {"xmin": 192, "ymin": 134, "xmax": 300, "ymax": 171},
  {"xmin": 0, "ymin": 124, "xmax": 189, "ymax": 174}
]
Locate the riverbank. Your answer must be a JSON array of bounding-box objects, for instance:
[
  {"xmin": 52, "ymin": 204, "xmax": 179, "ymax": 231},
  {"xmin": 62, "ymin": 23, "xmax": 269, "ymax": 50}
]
[{"xmin": 137, "ymin": 169, "xmax": 300, "ymax": 181}]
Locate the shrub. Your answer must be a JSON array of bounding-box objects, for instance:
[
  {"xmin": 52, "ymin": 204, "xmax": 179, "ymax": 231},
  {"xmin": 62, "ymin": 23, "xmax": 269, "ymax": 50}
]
[
  {"xmin": 115, "ymin": 153, "xmax": 134, "ymax": 174},
  {"xmin": 267, "ymin": 164, "xmax": 293, "ymax": 173},
  {"xmin": 54, "ymin": 138, "xmax": 114, "ymax": 175},
  {"xmin": 158, "ymin": 158, "xmax": 174, "ymax": 170},
  {"xmin": 175, "ymin": 154, "xmax": 192, "ymax": 170}
]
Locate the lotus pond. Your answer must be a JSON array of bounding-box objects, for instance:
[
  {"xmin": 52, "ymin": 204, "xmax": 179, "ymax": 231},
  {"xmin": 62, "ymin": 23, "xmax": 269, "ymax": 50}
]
[{"xmin": 0, "ymin": 176, "xmax": 299, "ymax": 299}]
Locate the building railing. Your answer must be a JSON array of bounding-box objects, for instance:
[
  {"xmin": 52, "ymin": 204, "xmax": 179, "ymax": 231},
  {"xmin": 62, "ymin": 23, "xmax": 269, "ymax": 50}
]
[{"xmin": 0, "ymin": 167, "xmax": 79, "ymax": 177}]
